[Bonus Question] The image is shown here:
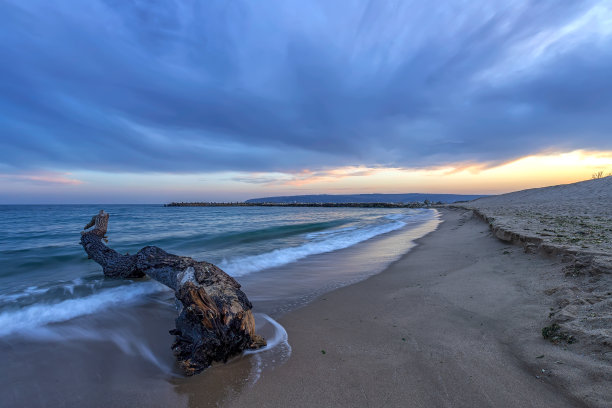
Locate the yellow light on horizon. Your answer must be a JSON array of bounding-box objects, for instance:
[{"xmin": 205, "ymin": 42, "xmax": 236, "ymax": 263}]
[
  {"xmin": 15, "ymin": 150, "xmax": 610, "ymax": 202},
  {"xmin": 259, "ymin": 150, "xmax": 612, "ymax": 195}
]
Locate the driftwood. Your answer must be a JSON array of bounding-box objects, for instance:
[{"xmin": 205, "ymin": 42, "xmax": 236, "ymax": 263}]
[{"xmin": 80, "ymin": 211, "xmax": 266, "ymax": 375}]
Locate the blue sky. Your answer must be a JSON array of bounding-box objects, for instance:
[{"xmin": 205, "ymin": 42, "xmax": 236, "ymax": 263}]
[{"xmin": 1, "ymin": 1, "xmax": 612, "ymax": 203}]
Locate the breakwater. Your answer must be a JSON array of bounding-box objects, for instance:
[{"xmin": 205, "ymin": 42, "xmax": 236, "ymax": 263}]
[{"xmin": 164, "ymin": 202, "xmax": 434, "ymax": 208}]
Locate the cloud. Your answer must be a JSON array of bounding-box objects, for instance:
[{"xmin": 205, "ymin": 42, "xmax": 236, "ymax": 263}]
[
  {"xmin": 230, "ymin": 167, "xmax": 379, "ymax": 186},
  {"xmin": 0, "ymin": 172, "xmax": 83, "ymax": 185},
  {"xmin": 0, "ymin": 0, "xmax": 611, "ymax": 176},
  {"xmin": 280, "ymin": 168, "xmax": 380, "ymax": 186},
  {"xmin": 230, "ymin": 174, "xmax": 291, "ymax": 185}
]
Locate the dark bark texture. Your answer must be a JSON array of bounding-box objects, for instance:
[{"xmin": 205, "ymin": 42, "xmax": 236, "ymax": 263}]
[{"xmin": 80, "ymin": 224, "xmax": 266, "ymax": 376}]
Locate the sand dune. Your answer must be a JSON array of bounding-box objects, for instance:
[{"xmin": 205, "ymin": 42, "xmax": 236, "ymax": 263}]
[
  {"xmin": 455, "ymin": 176, "xmax": 612, "ymax": 396},
  {"xmin": 458, "ymin": 176, "xmax": 611, "ymax": 272}
]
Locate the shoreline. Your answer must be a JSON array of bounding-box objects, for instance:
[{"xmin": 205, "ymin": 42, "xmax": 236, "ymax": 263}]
[
  {"xmin": 3, "ymin": 206, "xmax": 609, "ymax": 407},
  {"xmin": 1, "ymin": 207, "xmax": 441, "ymax": 408},
  {"xmin": 203, "ymin": 208, "xmax": 610, "ymax": 407}
]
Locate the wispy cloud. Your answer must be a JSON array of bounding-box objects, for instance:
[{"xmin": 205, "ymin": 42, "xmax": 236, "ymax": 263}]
[
  {"xmin": 0, "ymin": 172, "xmax": 83, "ymax": 185},
  {"xmin": 281, "ymin": 168, "xmax": 380, "ymax": 186},
  {"xmin": 230, "ymin": 167, "xmax": 380, "ymax": 186},
  {"xmin": 230, "ymin": 174, "xmax": 291, "ymax": 185}
]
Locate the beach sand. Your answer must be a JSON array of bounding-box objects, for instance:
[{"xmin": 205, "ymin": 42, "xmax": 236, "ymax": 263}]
[
  {"xmin": 196, "ymin": 207, "xmax": 611, "ymax": 407},
  {"xmin": 456, "ymin": 176, "xmax": 611, "ymax": 275},
  {"xmin": 456, "ymin": 177, "xmax": 612, "ymax": 376}
]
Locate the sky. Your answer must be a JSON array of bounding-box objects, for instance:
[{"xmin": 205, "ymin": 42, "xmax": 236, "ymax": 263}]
[{"xmin": 1, "ymin": 0, "xmax": 612, "ymax": 203}]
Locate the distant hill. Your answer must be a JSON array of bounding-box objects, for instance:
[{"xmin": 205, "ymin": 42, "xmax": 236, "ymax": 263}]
[{"xmin": 245, "ymin": 193, "xmax": 488, "ymax": 204}]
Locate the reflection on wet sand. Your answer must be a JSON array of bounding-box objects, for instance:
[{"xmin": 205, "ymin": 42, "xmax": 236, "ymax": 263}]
[{"xmin": 173, "ymin": 314, "xmax": 292, "ymax": 408}]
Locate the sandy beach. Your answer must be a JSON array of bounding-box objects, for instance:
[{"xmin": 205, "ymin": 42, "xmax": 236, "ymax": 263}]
[
  {"xmin": 200, "ymin": 204, "xmax": 612, "ymax": 407},
  {"xmin": 3, "ymin": 181, "xmax": 610, "ymax": 407},
  {"xmin": 2, "ymin": 181, "xmax": 610, "ymax": 408}
]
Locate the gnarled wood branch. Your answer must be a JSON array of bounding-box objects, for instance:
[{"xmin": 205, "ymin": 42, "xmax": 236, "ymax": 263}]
[{"xmin": 80, "ymin": 215, "xmax": 265, "ymax": 375}]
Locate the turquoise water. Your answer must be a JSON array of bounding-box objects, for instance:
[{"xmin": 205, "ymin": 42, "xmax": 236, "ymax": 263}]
[{"xmin": 0, "ymin": 204, "xmax": 439, "ymax": 344}]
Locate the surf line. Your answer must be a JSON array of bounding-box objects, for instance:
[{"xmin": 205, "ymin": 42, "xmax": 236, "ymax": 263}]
[
  {"xmin": 243, "ymin": 313, "xmax": 291, "ymax": 356},
  {"xmin": 243, "ymin": 313, "xmax": 292, "ymax": 386}
]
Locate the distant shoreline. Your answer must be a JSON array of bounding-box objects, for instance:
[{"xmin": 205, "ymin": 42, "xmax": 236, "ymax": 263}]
[{"xmin": 164, "ymin": 201, "xmax": 444, "ymax": 208}]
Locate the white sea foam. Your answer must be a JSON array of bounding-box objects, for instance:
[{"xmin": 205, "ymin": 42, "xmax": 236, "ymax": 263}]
[
  {"xmin": 244, "ymin": 313, "xmax": 291, "ymax": 385},
  {"xmin": 0, "ymin": 277, "xmax": 93, "ymax": 304},
  {"xmin": 0, "ymin": 285, "xmax": 49, "ymax": 302},
  {"xmin": 220, "ymin": 214, "xmax": 431, "ymax": 276},
  {"xmin": 244, "ymin": 314, "xmax": 291, "ymax": 356},
  {"xmin": 22, "ymin": 324, "xmax": 176, "ymax": 375},
  {"xmin": 0, "ymin": 282, "xmax": 169, "ymax": 337}
]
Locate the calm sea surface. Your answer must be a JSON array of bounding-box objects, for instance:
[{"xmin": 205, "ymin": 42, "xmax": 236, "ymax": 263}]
[{"xmin": 0, "ymin": 205, "xmax": 439, "ymax": 406}]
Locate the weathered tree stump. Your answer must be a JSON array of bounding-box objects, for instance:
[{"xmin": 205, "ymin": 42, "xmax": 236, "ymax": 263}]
[{"xmin": 80, "ymin": 212, "xmax": 266, "ymax": 375}]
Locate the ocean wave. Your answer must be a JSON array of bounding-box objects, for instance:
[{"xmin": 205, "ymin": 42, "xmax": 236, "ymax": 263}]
[
  {"xmin": 0, "ymin": 276, "xmax": 108, "ymax": 306},
  {"xmin": 0, "ymin": 282, "xmax": 170, "ymax": 337},
  {"xmin": 384, "ymin": 213, "xmax": 406, "ymax": 220},
  {"xmin": 111, "ymin": 219, "xmax": 352, "ymax": 253},
  {"xmin": 179, "ymin": 219, "xmax": 351, "ymax": 249},
  {"xmin": 219, "ymin": 217, "xmax": 413, "ymax": 276},
  {"xmin": 0, "ymin": 220, "xmax": 352, "ymax": 279},
  {"xmin": 0, "ymin": 285, "xmax": 50, "ymax": 303},
  {"xmin": 0, "ymin": 251, "xmax": 88, "ymax": 278},
  {"xmin": 305, "ymin": 225, "xmax": 358, "ymax": 239}
]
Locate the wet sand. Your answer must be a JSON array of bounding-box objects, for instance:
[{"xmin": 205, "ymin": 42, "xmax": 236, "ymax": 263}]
[{"xmin": 213, "ymin": 208, "xmax": 610, "ymax": 407}]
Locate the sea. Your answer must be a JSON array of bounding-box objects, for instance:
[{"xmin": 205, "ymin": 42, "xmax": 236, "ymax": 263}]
[{"xmin": 0, "ymin": 205, "xmax": 440, "ymax": 407}]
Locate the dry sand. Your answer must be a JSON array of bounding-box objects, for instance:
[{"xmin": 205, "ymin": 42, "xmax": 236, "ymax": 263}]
[
  {"xmin": 456, "ymin": 176, "xmax": 612, "ymax": 370},
  {"xmin": 457, "ymin": 176, "xmax": 611, "ymax": 274},
  {"xmin": 188, "ymin": 207, "xmax": 611, "ymax": 407}
]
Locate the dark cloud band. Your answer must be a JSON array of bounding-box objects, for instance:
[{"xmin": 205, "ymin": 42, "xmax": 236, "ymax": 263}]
[{"xmin": 1, "ymin": 0, "xmax": 611, "ymax": 174}]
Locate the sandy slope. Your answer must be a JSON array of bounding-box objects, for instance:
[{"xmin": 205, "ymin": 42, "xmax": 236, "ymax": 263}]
[
  {"xmin": 458, "ymin": 176, "xmax": 611, "ymax": 273},
  {"xmin": 213, "ymin": 209, "xmax": 610, "ymax": 408},
  {"xmin": 456, "ymin": 177, "xmax": 611, "ymax": 371}
]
